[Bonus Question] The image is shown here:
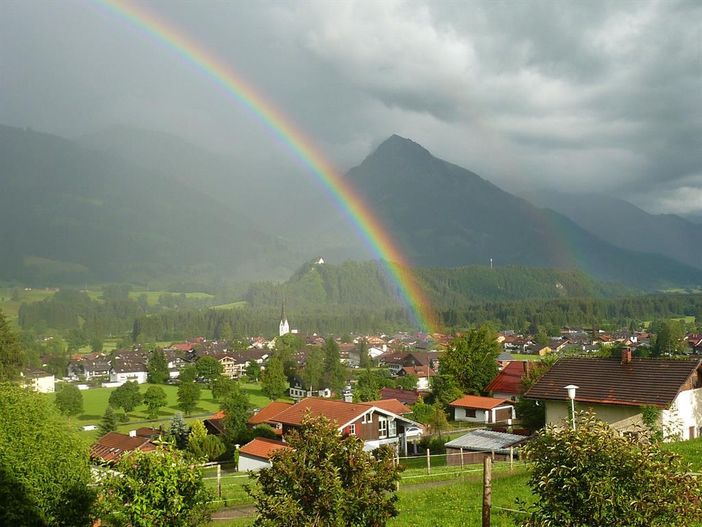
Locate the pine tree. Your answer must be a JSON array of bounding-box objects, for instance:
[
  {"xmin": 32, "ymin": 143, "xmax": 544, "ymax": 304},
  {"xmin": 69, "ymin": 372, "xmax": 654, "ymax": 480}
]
[
  {"xmin": 322, "ymin": 338, "xmax": 346, "ymax": 395},
  {"xmin": 168, "ymin": 413, "xmax": 190, "ymax": 449}
]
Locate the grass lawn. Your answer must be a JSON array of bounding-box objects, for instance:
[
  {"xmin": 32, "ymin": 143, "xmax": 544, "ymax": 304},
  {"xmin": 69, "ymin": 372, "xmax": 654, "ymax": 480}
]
[
  {"xmin": 0, "ymin": 287, "xmax": 56, "ymax": 324},
  {"xmin": 664, "ymin": 436, "xmax": 702, "ymax": 471},
  {"xmin": 51, "ymin": 381, "xmax": 276, "ymax": 439},
  {"xmin": 211, "ymin": 301, "xmax": 247, "ymax": 310},
  {"xmin": 510, "ymin": 353, "xmax": 540, "ymax": 361}
]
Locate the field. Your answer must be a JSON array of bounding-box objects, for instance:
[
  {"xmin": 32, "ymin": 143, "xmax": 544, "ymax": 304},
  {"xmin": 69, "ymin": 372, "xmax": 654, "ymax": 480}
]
[
  {"xmin": 0, "ymin": 287, "xmax": 57, "ymax": 324},
  {"xmin": 51, "ymin": 381, "xmax": 275, "ymax": 438}
]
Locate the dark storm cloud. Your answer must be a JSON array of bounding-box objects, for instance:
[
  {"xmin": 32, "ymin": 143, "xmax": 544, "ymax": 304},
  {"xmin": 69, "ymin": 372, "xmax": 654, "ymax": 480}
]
[{"xmin": 1, "ymin": 0, "xmax": 700, "ymax": 213}]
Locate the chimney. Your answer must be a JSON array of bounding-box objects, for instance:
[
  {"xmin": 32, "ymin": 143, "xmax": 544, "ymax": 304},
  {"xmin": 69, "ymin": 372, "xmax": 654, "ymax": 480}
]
[
  {"xmin": 621, "ymin": 348, "xmax": 632, "ymax": 365},
  {"xmin": 129, "ymin": 430, "xmax": 137, "ymax": 437}
]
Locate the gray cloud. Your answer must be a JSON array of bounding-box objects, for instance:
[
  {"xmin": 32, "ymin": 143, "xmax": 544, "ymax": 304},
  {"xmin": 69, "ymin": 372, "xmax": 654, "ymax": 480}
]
[{"xmin": 1, "ymin": 0, "xmax": 700, "ymax": 213}]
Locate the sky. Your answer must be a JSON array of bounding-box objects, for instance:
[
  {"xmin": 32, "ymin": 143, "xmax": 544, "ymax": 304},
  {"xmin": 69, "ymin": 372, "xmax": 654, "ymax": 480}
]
[{"xmin": 1, "ymin": 0, "xmax": 700, "ymax": 214}]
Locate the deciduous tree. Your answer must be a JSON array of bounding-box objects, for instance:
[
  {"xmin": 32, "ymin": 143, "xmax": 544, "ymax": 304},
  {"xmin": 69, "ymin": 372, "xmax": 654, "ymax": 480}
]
[
  {"xmin": 261, "ymin": 356, "xmax": 287, "ymax": 400},
  {"xmin": 195, "ymin": 355, "xmax": 224, "ymax": 388},
  {"xmin": 54, "ymin": 383, "xmax": 84, "ymax": 418},
  {"xmin": 100, "ymin": 405, "xmax": 118, "ymax": 434},
  {"xmin": 0, "ymin": 383, "xmax": 95, "ymax": 526},
  {"xmin": 322, "ymin": 337, "xmax": 346, "ymax": 394},
  {"xmin": 247, "ymin": 414, "xmax": 401, "ymax": 527},
  {"xmin": 439, "ymin": 325, "xmax": 500, "ymax": 395},
  {"xmin": 0, "ymin": 310, "xmax": 26, "ymax": 380},
  {"xmin": 109, "ymin": 380, "xmax": 142, "ymax": 414},
  {"xmin": 221, "ymin": 383, "xmax": 251, "ymax": 446},
  {"xmin": 147, "ymin": 348, "xmax": 170, "ymax": 384},
  {"xmin": 177, "ymin": 380, "xmax": 201, "ymax": 416},
  {"xmin": 98, "ymin": 446, "xmax": 211, "ymax": 527},
  {"xmin": 521, "ymin": 412, "xmax": 702, "ymax": 527},
  {"xmin": 143, "ymin": 385, "xmax": 168, "ymax": 419}
]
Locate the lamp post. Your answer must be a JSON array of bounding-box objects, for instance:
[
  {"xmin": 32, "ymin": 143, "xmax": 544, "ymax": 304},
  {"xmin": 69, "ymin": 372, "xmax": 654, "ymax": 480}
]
[{"xmin": 564, "ymin": 384, "xmax": 579, "ymax": 430}]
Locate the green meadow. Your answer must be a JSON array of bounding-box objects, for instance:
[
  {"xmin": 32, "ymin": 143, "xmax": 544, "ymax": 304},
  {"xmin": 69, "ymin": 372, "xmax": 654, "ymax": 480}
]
[{"xmin": 51, "ymin": 381, "xmax": 275, "ymax": 438}]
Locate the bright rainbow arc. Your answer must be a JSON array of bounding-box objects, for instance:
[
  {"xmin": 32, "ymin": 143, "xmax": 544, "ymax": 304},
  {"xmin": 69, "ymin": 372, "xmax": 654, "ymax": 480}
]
[{"xmin": 95, "ymin": 0, "xmax": 438, "ymax": 333}]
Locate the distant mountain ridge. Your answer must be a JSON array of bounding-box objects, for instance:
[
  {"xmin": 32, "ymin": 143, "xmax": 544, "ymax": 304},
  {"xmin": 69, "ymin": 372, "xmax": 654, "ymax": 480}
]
[{"xmin": 343, "ymin": 135, "xmax": 702, "ymax": 289}]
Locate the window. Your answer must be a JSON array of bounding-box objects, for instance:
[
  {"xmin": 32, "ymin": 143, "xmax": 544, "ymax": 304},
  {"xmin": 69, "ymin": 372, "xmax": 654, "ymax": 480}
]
[
  {"xmin": 378, "ymin": 417, "xmax": 388, "ymax": 439},
  {"xmin": 388, "ymin": 418, "xmax": 396, "ymax": 437},
  {"xmin": 464, "ymin": 408, "xmax": 477, "ymax": 418},
  {"xmin": 362, "ymin": 412, "xmax": 371, "ymax": 424},
  {"xmin": 349, "ymin": 424, "xmax": 356, "ymax": 435}
]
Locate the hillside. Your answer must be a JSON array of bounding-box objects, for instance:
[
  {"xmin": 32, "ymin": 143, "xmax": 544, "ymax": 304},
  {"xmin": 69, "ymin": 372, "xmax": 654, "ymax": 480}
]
[
  {"xmin": 343, "ymin": 135, "xmax": 702, "ymax": 289},
  {"xmin": 244, "ymin": 260, "xmax": 629, "ymax": 311},
  {"xmin": 523, "ymin": 190, "xmax": 702, "ymax": 271},
  {"xmin": 0, "ymin": 125, "xmax": 292, "ymax": 285}
]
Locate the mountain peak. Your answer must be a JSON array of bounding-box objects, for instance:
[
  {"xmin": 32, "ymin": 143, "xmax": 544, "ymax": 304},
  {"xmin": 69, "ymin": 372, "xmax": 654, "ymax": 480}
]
[{"xmin": 374, "ymin": 134, "xmax": 432, "ymax": 157}]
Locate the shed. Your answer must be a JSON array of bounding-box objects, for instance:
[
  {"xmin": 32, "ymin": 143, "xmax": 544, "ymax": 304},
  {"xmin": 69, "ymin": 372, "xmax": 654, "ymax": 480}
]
[
  {"xmin": 444, "ymin": 429, "xmax": 526, "ymax": 465},
  {"xmin": 449, "ymin": 395, "xmax": 515, "ymax": 424}
]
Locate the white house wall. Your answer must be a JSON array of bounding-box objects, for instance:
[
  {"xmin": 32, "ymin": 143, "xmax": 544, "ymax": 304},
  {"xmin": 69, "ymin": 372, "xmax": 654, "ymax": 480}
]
[
  {"xmin": 666, "ymin": 388, "xmax": 702, "ymax": 440},
  {"xmin": 239, "ymin": 455, "xmax": 271, "ymax": 472}
]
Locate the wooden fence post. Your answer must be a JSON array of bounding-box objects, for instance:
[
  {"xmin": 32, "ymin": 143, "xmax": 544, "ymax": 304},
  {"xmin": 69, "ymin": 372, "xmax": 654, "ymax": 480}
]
[
  {"xmin": 426, "ymin": 448, "xmax": 431, "ymax": 474},
  {"xmin": 509, "ymin": 447, "xmax": 514, "ymax": 472},
  {"xmin": 460, "ymin": 447, "xmax": 464, "ymax": 470},
  {"xmin": 482, "ymin": 456, "xmax": 492, "ymax": 527},
  {"xmin": 216, "ymin": 463, "xmax": 222, "ymax": 498}
]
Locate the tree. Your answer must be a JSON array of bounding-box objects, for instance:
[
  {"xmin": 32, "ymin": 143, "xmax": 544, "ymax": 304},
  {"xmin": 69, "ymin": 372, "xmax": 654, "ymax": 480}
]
[
  {"xmin": 177, "ymin": 381, "xmax": 201, "ymax": 416},
  {"xmin": 521, "ymin": 412, "xmax": 702, "ymax": 527},
  {"xmin": 301, "ymin": 346, "xmax": 324, "ymax": 390},
  {"xmin": 143, "ymin": 385, "xmax": 168, "ymax": 419},
  {"xmin": 187, "ymin": 420, "xmax": 226, "ymax": 462},
  {"xmin": 394, "ymin": 374, "xmax": 418, "ymax": 391},
  {"xmin": 358, "ymin": 338, "xmax": 371, "ymax": 369},
  {"xmin": 54, "ymin": 383, "xmax": 84, "ymax": 418},
  {"xmin": 515, "ymin": 358, "xmax": 553, "ymax": 433},
  {"xmin": 429, "ymin": 374, "xmax": 462, "ymax": 408},
  {"xmin": 247, "ymin": 414, "xmax": 401, "ymax": 527},
  {"xmin": 354, "ymin": 367, "xmax": 380, "ymax": 402},
  {"xmin": 221, "ymin": 383, "xmax": 251, "ymax": 446},
  {"xmin": 245, "ymin": 360, "xmax": 261, "ymax": 382},
  {"xmin": 211, "ymin": 374, "xmax": 236, "ymax": 401},
  {"xmin": 426, "ymin": 403, "xmax": 449, "ymax": 437},
  {"xmin": 440, "ymin": 325, "xmax": 500, "ymax": 395},
  {"xmin": 322, "ymin": 337, "xmax": 346, "ymax": 394},
  {"xmin": 168, "ymin": 413, "xmax": 190, "ymax": 449},
  {"xmin": 261, "ymin": 356, "xmax": 287, "ymax": 400},
  {"xmin": 0, "ymin": 382, "xmax": 95, "ymax": 526},
  {"xmin": 100, "ymin": 405, "xmax": 118, "ymax": 434},
  {"xmin": 195, "ymin": 355, "xmax": 224, "ymax": 388},
  {"xmin": 179, "ymin": 365, "xmax": 197, "ymax": 383},
  {"xmin": 109, "ymin": 380, "xmax": 142, "ymax": 414},
  {"xmin": 410, "ymin": 396, "xmax": 432, "ymax": 424},
  {"xmin": 652, "ymin": 319, "xmax": 687, "ymax": 356},
  {"xmin": 147, "ymin": 348, "xmax": 170, "ymax": 384},
  {"xmin": 98, "ymin": 446, "xmax": 211, "ymax": 527},
  {"xmin": 0, "ymin": 310, "xmax": 26, "ymax": 381}
]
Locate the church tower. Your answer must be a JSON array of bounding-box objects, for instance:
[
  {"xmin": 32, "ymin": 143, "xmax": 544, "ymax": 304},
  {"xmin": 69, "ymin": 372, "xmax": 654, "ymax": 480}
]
[{"xmin": 279, "ymin": 298, "xmax": 290, "ymax": 337}]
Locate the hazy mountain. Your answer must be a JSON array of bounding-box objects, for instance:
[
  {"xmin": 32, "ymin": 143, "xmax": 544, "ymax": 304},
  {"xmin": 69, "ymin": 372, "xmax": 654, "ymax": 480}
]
[
  {"xmin": 343, "ymin": 135, "xmax": 702, "ymax": 289},
  {"xmin": 521, "ymin": 190, "xmax": 702, "ymax": 271},
  {"xmin": 0, "ymin": 124, "xmax": 294, "ymax": 285}
]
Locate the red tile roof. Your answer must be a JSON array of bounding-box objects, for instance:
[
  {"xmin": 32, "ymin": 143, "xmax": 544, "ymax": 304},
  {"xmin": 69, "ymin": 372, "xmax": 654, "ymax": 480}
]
[
  {"xmin": 402, "ymin": 365, "xmax": 434, "ymax": 377},
  {"xmin": 449, "ymin": 395, "xmax": 511, "ymax": 410},
  {"xmin": 379, "ymin": 387, "xmax": 420, "ymax": 405},
  {"xmin": 525, "ymin": 357, "xmax": 702, "ymax": 408},
  {"xmin": 247, "ymin": 401, "xmax": 293, "ymax": 426},
  {"xmin": 90, "ymin": 432, "xmax": 157, "ymax": 463},
  {"xmin": 364, "ymin": 399, "xmax": 412, "ymax": 415},
  {"xmin": 270, "ymin": 398, "xmax": 373, "ymax": 428},
  {"xmin": 484, "ymin": 361, "xmax": 529, "ymax": 396},
  {"xmin": 239, "ymin": 437, "xmax": 291, "ymax": 460}
]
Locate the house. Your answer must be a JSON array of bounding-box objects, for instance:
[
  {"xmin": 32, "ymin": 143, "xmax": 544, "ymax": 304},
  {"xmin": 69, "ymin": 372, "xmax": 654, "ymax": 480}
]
[
  {"xmin": 289, "ymin": 385, "xmax": 332, "ymax": 400},
  {"xmin": 363, "ymin": 399, "xmax": 413, "ymax": 416},
  {"xmin": 449, "ymin": 395, "xmax": 516, "ymax": 424},
  {"xmin": 379, "ymin": 387, "xmax": 420, "ymax": 406},
  {"xmin": 524, "ymin": 350, "xmax": 702, "ymax": 440},
  {"xmin": 445, "ymin": 430, "xmax": 526, "ymax": 465},
  {"xmin": 484, "ymin": 361, "xmax": 530, "ymax": 401},
  {"xmin": 238, "ymin": 437, "xmax": 292, "ymax": 472},
  {"xmin": 266, "ymin": 397, "xmax": 423, "ymax": 454},
  {"xmin": 109, "ymin": 358, "xmax": 148, "ymax": 385},
  {"xmin": 21, "ymin": 370, "xmax": 55, "ymax": 393},
  {"xmin": 90, "ymin": 430, "xmax": 158, "ymax": 463},
  {"xmin": 204, "ymin": 410, "xmax": 226, "ymax": 436},
  {"xmin": 247, "ymin": 401, "xmax": 293, "ymax": 433}
]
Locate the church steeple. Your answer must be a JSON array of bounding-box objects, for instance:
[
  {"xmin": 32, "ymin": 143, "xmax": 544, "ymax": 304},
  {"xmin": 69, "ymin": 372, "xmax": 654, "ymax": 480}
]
[{"xmin": 279, "ymin": 298, "xmax": 289, "ymax": 337}]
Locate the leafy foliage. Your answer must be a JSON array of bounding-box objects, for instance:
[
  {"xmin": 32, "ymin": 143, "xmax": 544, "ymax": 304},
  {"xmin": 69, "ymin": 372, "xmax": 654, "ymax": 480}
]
[
  {"xmin": 54, "ymin": 383, "xmax": 84, "ymax": 417},
  {"xmin": 439, "ymin": 325, "xmax": 500, "ymax": 395},
  {"xmin": 100, "ymin": 405, "xmax": 118, "ymax": 434},
  {"xmin": 168, "ymin": 413, "xmax": 190, "ymax": 449},
  {"xmin": 109, "ymin": 380, "xmax": 142, "ymax": 414},
  {"xmin": 0, "ymin": 382, "xmax": 95, "ymax": 526},
  {"xmin": 143, "ymin": 385, "xmax": 168, "ymax": 419},
  {"xmin": 261, "ymin": 356, "xmax": 287, "ymax": 400},
  {"xmin": 177, "ymin": 381, "xmax": 201, "ymax": 416},
  {"xmin": 521, "ymin": 412, "xmax": 702, "ymax": 527},
  {"xmin": 0, "ymin": 310, "xmax": 26, "ymax": 380},
  {"xmin": 651, "ymin": 319, "xmax": 688, "ymax": 356},
  {"xmin": 247, "ymin": 413, "xmax": 402, "ymax": 526},
  {"xmin": 195, "ymin": 355, "xmax": 224, "ymax": 388},
  {"xmin": 323, "ymin": 338, "xmax": 347, "ymax": 394},
  {"xmin": 147, "ymin": 348, "xmax": 169, "ymax": 384},
  {"xmin": 98, "ymin": 446, "xmax": 212, "ymax": 527},
  {"xmin": 221, "ymin": 383, "xmax": 252, "ymax": 447}
]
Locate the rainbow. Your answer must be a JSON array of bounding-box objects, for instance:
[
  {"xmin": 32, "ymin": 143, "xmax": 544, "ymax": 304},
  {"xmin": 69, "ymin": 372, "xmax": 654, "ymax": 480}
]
[{"xmin": 93, "ymin": 0, "xmax": 438, "ymax": 332}]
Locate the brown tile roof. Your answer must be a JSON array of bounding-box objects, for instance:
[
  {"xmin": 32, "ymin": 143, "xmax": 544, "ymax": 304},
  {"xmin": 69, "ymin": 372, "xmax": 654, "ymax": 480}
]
[
  {"xmin": 485, "ymin": 361, "xmax": 529, "ymax": 396},
  {"xmin": 270, "ymin": 398, "xmax": 373, "ymax": 428},
  {"xmin": 524, "ymin": 357, "xmax": 702, "ymax": 408},
  {"xmin": 247, "ymin": 401, "xmax": 293, "ymax": 426},
  {"xmin": 90, "ymin": 432, "xmax": 157, "ymax": 463},
  {"xmin": 239, "ymin": 437, "xmax": 291, "ymax": 460},
  {"xmin": 364, "ymin": 399, "xmax": 412, "ymax": 415},
  {"xmin": 449, "ymin": 395, "xmax": 511, "ymax": 410},
  {"xmin": 402, "ymin": 365, "xmax": 434, "ymax": 377},
  {"xmin": 379, "ymin": 387, "xmax": 420, "ymax": 405}
]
